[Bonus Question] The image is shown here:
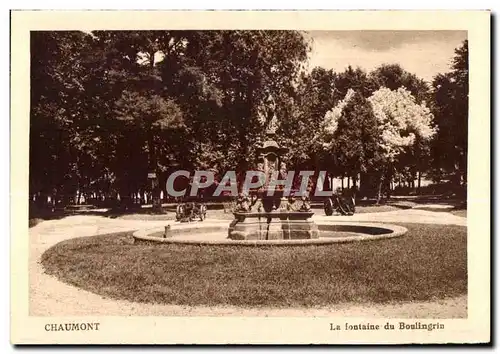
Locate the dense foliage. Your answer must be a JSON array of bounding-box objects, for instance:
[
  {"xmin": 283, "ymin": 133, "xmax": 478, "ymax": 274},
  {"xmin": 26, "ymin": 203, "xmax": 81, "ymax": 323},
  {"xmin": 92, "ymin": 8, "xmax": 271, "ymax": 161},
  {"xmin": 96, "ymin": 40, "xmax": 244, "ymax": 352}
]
[
  {"xmin": 430, "ymin": 40, "xmax": 469, "ymax": 186},
  {"xmin": 29, "ymin": 31, "xmax": 468, "ymax": 208}
]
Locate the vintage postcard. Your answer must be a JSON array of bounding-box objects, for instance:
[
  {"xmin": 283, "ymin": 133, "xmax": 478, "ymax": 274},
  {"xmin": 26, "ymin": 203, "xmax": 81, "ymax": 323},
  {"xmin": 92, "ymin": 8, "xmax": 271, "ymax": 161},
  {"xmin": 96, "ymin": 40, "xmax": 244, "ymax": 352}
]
[{"xmin": 11, "ymin": 10, "xmax": 490, "ymax": 344}]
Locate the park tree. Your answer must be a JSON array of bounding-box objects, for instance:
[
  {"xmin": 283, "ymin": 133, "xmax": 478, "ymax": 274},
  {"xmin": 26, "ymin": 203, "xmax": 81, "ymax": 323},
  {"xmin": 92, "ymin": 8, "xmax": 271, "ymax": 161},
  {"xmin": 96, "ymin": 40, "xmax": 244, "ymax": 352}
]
[
  {"xmin": 366, "ymin": 64, "xmax": 434, "ymax": 194},
  {"xmin": 30, "ymin": 30, "xmax": 311, "ymax": 209},
  {"xmin": 317, "ymin": 89, "xmax": 356, "ymax": 152},
  {"xmin": 88, "ymin": 31, "xmax": 188, "ymax": 205},
  {"xmin": 30, "ymin": 31, "xmax": 105, "ymax": 206},
  {"xmin": 334, "ymin": 66, "xmax": 373, "ymax": 98},
  {"xmin": 30, "ymin": 30, "xmax": 193, "ymax": 208},
  {"xmin": 431, "ymin": 40, "xmax": 468, "ymax": 188},
  {"xmin": 297, "ymin": 67, "xmax": 339, "ymax": 123},
  {"xmin": 315, "ymin": 89, "xmax": 381, "ymax": 192},
  {"xmin": 331, "ymin": 91, "xmax": 380, "ymax": 188},
  {"xmin": 318, "ymin": 85, "xmax": 436, "ymax": 202},
  {"xmin": 174, "ymin": 30, "xmax": 311, "ymax": 173},
  {"xmin": 87, "ymin": 30, "xmax": 235, "ymax": 205},
  {"xmin": 114, "ymin": 91, "xmax": 184, "ymax": 208},
  {"xmin": 277, "ymin": 66, "xmax": 374, "ymax": 174},
  {"xmin": 369, "ymin": 63, "xmax": 431, "ymax": 103},
  {"xmin": 368, "ymin": 87, "xmax": 436, "ymax": 202},
  {"xmin": 278, "ymin": 67, "xmax": 339, "ymax": 170},
  {"xmin": 33, "ymin": 30, "xmax": 453, "ymax": 210}
]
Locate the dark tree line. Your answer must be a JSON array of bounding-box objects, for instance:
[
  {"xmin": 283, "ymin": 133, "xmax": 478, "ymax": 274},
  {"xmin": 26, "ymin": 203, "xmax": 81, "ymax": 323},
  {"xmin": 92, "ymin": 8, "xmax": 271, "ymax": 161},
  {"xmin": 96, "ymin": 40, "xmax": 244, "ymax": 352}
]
[
  {"xmin": 29, "ymin": 31, "xmax": 468, "ymax": 210},
  {"xmin": 430, "ymin": 40, "xmax": 469, "ymax": 187}
]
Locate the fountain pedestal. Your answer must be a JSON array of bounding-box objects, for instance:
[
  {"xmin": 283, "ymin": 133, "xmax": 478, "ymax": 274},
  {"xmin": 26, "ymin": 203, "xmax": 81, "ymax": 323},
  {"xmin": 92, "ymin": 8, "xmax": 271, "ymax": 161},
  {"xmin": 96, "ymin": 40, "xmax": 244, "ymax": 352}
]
[
  {"xmin": 228, "ymin": 211, "xmax": 319, "ymax": 240},
  {"xmin": 227, "ymin": 102, "xmax": 319, "ymax": 241}
]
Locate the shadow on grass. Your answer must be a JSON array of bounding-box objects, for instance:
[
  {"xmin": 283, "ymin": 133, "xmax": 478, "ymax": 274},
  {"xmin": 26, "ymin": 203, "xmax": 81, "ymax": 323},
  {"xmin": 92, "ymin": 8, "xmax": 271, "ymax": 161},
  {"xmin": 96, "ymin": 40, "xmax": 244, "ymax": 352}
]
[{"xmin": 29, "ymin": 204, "xmax": 177, "ymax": 226}]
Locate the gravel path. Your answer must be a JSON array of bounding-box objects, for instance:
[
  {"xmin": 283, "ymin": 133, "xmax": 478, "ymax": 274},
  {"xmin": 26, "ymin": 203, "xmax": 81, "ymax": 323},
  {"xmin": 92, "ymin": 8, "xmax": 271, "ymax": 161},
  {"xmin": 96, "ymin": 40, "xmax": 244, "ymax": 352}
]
[{"xmin": 29, "ymin": 209, "xmax": 467, "ymax": 318}]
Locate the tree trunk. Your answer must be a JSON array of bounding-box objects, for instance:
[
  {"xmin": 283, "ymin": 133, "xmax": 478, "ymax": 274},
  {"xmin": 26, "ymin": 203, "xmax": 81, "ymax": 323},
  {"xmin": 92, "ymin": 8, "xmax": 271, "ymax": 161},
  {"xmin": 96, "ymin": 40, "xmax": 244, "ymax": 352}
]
[
  {"xmin": 119, "ymin": 182, "xmax": 132, "ymax": 210},
  {"xmin": 384, "ymin": 168, "xmax": 393, "ymax": 200},
  {"xmin": 462, "ymin": 156, "xmax": 467, "ymax": 185},
  {"xmin": 458, "ymin": 151, "xmax": 467, "ymax": 186},
  {"xmin": 417, "ymin": 170, "xmax": 422, "ymax": 194},
  {"xmin": 151, "ymin": 177, "xmax": 162, "ymax": 211},
  {"xmin": 376, "ymin": 176, "xmax": 383, "ymax": 205},
  {"xmin": 385, "ymin": 177, "xmax": 392, "ymax": 199},
  {"xmin": 148, "ymin": 130, "xmax": 162, "ymax": 212},
  {"xmin": 359, "ymin": 172, "xmax": 370, "ymax": 200}
]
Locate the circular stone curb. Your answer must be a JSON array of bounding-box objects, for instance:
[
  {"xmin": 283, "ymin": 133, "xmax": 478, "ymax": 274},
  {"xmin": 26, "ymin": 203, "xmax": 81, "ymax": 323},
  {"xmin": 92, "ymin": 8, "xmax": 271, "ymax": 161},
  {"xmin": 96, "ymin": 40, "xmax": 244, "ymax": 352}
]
[{"xmin": 132, "ymin": 221, "xmax": 408, "ymax": 246}]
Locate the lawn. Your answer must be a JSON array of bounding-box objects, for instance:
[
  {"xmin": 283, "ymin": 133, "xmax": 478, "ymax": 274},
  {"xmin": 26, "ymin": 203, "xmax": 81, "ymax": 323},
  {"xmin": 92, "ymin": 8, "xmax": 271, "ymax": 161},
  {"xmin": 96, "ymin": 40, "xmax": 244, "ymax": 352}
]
[
  {"xmin": 41, "ymin": 223, "xmax": 467, "ymax": 308},
  {"xmin": 449, "ymin": 209, "xmax": 467, "ymax": 218},
  {"xmin": 411, "ymin": 207, "xmax": 467, "ymax": 218}
]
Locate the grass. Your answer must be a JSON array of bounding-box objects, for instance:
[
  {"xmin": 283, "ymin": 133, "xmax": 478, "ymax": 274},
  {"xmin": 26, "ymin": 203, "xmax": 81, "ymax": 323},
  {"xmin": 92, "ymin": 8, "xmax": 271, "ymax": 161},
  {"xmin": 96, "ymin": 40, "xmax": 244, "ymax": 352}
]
[
  {"xmin": 29, "ymin": 218, "xmax": 45, "ymax": 228},
  {"xmin": 41, "ymin": 223, "xmax": 467, "ymax": 308},
  {"xmin": 449, "ymin": 209, "xmax": 467, "ymax": 218},
  {"xmin": 410, "ymin": 206, "xmax": 466, "ymax": 218}
]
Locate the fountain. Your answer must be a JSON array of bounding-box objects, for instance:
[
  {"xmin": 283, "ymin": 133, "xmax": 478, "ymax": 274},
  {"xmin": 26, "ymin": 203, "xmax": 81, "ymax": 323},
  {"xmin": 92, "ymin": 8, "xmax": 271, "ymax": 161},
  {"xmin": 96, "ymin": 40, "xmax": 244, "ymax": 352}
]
[
  {"xmin": 132, "ymin": 95, "xmax": 408, "ymax": 246},
  {"xmin": 227, "ymin": 119, "xmax": 319, "ymax": 241}
]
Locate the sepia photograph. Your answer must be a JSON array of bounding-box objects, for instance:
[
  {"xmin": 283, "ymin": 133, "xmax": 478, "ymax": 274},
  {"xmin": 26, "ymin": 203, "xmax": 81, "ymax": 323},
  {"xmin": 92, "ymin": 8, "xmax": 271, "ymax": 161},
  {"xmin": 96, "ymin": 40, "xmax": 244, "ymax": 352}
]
[{"xmin": 11, "ymin": 10, "xmax": 490, "ymax": 344}]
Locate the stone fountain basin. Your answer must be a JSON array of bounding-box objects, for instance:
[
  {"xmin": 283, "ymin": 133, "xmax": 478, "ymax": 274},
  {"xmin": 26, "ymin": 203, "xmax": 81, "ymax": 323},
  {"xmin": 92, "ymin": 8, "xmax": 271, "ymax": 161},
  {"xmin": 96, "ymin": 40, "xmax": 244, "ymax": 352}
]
[
  {"xmin": 133, "ymin": 221, "xmax": 407, "ymax": 246},
  {"xmin": 232, "ymin": 211, "xmax": 315, "ymax": 219}
]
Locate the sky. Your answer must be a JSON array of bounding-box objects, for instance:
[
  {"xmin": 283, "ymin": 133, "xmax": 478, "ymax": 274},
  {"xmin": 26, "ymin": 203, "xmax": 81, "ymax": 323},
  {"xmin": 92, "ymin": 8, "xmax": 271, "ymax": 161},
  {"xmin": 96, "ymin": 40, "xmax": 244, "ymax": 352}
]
[{"xmin": 305, "ymin": 31, "xmax": 467, "ymax": 82}]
